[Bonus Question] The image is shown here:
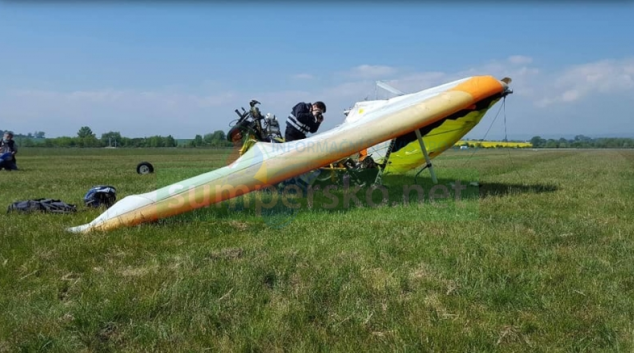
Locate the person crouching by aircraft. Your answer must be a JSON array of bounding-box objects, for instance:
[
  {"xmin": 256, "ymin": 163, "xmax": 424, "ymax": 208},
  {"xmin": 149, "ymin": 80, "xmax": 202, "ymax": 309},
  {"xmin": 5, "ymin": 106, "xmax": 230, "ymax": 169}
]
[
  {"xmin": 0, "ymin": 131, "xmax": 18, "ymax": 171},
  {"xmin": 284, "ymin": 101, "xmax": 326, "ymax": 142}
]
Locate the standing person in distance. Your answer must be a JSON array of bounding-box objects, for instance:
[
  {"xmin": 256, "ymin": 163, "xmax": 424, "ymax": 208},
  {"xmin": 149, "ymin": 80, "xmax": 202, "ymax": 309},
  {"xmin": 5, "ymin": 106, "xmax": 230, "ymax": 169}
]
[{"xmin": 0, "ymin": 131, "xmax": 18, "ymax": 171}]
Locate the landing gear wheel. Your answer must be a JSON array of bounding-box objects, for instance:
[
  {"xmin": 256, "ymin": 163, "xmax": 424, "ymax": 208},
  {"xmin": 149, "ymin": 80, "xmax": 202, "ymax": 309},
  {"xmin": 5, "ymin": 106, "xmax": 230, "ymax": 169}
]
[{"xmin": 136, "ymin": 162, "xmax": 154, "ymax": 175}]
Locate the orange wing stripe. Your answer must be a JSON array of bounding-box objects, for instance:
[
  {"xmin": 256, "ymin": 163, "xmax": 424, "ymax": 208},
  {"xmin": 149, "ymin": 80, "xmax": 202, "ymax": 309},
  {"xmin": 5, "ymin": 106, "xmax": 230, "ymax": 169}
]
[{"xmin": 450, "ymin": 76, "xmax": 503, "ymax": 103}]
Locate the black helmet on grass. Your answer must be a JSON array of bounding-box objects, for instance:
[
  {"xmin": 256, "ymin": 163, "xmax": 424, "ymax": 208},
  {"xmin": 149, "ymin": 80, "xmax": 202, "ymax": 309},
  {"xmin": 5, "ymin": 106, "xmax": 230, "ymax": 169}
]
[{"xmin": 84, "ymin": 185, "xmax": 117, "ymax": 208}]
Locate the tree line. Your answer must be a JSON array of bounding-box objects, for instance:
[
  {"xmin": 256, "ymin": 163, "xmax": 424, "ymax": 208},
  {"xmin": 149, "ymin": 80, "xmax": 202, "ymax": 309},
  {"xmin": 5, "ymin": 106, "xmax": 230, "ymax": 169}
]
[
  {"xmin": 2, "ymin": 127, "xmax": 633, "ymax": 149},
  {"xmin": 455, "ymin": 135, "xmax": 633, "ymax": 149},
  {"xmin": 1, "ymin": 127, "xmax": 234, "ymax": 148},
  {"xmin": 529, "ymin": 135, "xmax": 634, "ymax": 149}
]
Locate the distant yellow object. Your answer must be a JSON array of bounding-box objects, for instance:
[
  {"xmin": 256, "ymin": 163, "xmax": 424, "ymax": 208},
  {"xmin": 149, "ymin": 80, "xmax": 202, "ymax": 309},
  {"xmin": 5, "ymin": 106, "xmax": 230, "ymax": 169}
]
[{"xmin": 456, "ymin": 140, "xmax": 532, "ymax": 148}]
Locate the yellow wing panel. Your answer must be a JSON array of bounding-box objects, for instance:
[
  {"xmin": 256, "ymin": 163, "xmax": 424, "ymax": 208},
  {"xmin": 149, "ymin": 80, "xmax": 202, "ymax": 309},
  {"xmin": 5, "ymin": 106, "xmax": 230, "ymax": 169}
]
[{"xmin": 383, "ymin": 98, "xmax": 500, "ymax": 174}]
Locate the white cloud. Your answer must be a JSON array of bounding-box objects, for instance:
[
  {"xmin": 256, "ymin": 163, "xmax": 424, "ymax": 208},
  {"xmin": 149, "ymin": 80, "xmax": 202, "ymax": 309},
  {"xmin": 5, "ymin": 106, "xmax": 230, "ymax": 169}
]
[
  {"xmin": 3, "ymin": 56, "xmax": 634, "ymax": 139},
  {"xmin": 323, "ymin": 81, "xmax": 377, "ymax": 99},
  {"xmin": 535, "ymin": 58, "xmax": 634, "ymax": 107},
  {"xmin": 326, "ymin": 56, "xmax": 541, "ymax": 100},
  {"xmin": 292, "ymin": 73, "xmax": 314, "ymax": 80},
  {"xmin": 313, "ymin": 57, "xmax": 634, "ymax": 136},
  {"xmin": 562, "ymin": 89, "xmax": 580, "ymax": 102},
  {"xmin": 11, "ymin": 88, "xmax": 237, "ymax": 109},
  {"xmin": 508, "ymin": 55, "xmax": 533, "ymax": 65},
  {"xmin": 345, "ymin": 64, "xmax": 398, "ymax": 79},
  {"xmin": 2, "ymin": 88, "xmax": 240, "ymax": 137}
]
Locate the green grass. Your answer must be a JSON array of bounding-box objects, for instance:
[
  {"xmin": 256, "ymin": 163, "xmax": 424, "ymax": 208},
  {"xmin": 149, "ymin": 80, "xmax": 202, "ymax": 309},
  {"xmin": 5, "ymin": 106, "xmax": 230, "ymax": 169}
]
[{"xmin": 1, "ymin": 147, "xmax": 633, "ymax": 352}]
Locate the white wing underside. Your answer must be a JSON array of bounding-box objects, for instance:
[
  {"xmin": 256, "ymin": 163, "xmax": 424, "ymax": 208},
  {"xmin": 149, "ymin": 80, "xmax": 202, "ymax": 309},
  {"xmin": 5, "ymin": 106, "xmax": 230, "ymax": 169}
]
[{"xmin": 336, "ymin": 78, "xmax": 467, "ymax": 162}]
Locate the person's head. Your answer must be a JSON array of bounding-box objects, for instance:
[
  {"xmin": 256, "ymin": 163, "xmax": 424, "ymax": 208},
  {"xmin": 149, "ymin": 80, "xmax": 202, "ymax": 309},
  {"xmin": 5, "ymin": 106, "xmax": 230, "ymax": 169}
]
[
  {"xmin": 311, "ymin": 101, "xmax": 327, "ymax": 118},
  {"xmin": 3, "ymin": 131, "xmax": 13, "ymax": 142}
]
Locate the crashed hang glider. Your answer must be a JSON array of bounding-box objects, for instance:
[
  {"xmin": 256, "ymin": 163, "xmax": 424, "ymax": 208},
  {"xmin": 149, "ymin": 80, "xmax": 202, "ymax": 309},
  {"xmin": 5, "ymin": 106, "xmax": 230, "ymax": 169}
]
[{"xmin": 66, "ymin": 75, "xmax": 512, "ymax": 233}]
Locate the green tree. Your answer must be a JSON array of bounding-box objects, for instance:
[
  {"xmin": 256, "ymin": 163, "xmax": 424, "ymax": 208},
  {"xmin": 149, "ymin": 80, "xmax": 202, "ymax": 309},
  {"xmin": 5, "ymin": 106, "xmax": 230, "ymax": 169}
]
[
  {"xmin": 190, "ymin": 134, "xmax": 204, "ymax": 147},
  {"xmin": 101, "ymin": 131, "xmax": 122, "ymax": 146},
  {"xmin": 530, "ymin": 136, "xmax": 546, "ymax": 148},
  {"xmin": 545, "ymin": 139, "xmax": 558, "ymax": 148},
  {"xmin": 165, "ymin": 135, "xmax": 177, "ymax": 147},
  {"xmin": 77, "ymin": 126, "xmax": 95, "ymax": 138},
  {"xmin": 211, "ymin": 130, "xmax": 226, "ymax": 143},
  {"xmin": 203, "ymin": 133, "xmax": 214, "ymax": 145}
]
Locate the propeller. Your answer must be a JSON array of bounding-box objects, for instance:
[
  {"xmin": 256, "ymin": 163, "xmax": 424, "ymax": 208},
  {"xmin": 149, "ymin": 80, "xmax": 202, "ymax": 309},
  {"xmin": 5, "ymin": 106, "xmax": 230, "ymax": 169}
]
[
  {"xmin": 500, "ymin": 77, "xmax": 513, "ymax": 96},
  {"xmin": 376, "ymin": 80, "xmax": 405, "ymax": 96}
]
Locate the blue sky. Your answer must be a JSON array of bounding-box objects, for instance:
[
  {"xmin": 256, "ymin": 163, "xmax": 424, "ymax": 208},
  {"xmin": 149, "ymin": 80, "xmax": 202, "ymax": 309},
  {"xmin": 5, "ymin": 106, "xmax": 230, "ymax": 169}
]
[{"xmin": 1, "ymin": 2, "xmax": 633, "ymax": 140}]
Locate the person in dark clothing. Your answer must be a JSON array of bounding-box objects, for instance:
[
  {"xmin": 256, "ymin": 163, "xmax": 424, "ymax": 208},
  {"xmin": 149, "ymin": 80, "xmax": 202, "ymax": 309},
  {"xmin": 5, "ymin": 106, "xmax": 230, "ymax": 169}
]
[
  {"xmin": 285, "ymin": 101, "xmax": 326, "ymax": 142},
  {"xmin": 0, "ymin": 131, "xmax": 18, "ymax": 171}
]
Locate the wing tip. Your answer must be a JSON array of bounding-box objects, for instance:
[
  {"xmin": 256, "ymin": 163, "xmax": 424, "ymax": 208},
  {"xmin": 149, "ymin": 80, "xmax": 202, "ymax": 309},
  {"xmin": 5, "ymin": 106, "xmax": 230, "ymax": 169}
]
[{"xmin": 66, "ymin": 223, "xmax": 92, "ymax": 234}]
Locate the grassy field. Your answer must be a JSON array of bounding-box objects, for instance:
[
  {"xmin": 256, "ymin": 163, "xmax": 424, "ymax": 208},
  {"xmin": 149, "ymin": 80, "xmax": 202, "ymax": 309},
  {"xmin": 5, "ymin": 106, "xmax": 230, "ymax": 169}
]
[{"xmin": 1, "ymin": 147, "xmax": 633, "ymax": 352}]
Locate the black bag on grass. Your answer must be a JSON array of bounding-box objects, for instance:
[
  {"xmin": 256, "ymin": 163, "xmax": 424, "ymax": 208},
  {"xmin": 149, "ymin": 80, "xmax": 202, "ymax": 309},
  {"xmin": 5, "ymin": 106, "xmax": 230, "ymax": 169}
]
[{"xmin": 7, "ymin": 199, "xmax": 77, "ymax": 214}]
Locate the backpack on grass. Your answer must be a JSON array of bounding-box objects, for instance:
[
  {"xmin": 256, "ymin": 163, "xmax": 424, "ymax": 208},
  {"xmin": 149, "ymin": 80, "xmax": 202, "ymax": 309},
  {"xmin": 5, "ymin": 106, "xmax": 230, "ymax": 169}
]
[{"xmin": 7, "ymin": 199, "xmax": 78, "ymax": 214}]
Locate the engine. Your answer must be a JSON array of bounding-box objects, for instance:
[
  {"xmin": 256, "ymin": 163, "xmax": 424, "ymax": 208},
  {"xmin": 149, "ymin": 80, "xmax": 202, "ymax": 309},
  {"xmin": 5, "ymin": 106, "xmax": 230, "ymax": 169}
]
[{"xmin": 264, "ymin": 113, "xmax": 282, "ymax": 141}]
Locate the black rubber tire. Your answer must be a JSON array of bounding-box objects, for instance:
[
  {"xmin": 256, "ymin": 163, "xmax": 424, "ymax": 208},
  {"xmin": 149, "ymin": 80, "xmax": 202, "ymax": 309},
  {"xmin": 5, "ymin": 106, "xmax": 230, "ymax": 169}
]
[{"xmin": 136, "ymin": 161, "xmax": 154, "ymax": 175}]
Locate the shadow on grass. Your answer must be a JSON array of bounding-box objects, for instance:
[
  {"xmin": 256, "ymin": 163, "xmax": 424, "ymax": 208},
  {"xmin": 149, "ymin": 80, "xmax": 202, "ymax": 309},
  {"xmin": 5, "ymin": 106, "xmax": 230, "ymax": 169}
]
[
  {"xmin": 152, "ymin": 172, "xmax": 559, "ymax": 229},
  {"xmin": 478, "ymin": 182, "xmax": 558, "ymax": 198}
]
